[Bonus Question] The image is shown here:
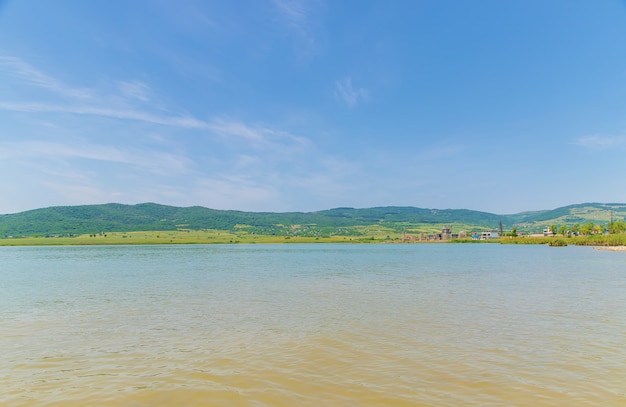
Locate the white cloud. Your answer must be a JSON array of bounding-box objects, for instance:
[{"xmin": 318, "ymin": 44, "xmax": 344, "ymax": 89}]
[
  {"xmin": 0, "ymin": 56, "xmax": 323, "ymax": 212},
  {"xmin": 0, "ymin": 101, "xmax": 200, "ymax": 128},
  {"xmin": 273, "ymin": 0, "xmax": 307, "ymax": 30},
  {"xmin": 0, "ymin": 102, "xmax": 311, "ymax": 153},
  {"xmin": 575, "ymin": 134, "xmax": 626, "ymax": 149},
  {"xmin": 1, "ymin": 140, "xmax": 192, "ymax": 176},
  {"xmin": 335, "ymin": 77, "xmax": 368, "ymax": 107},
  {"xmin": 0, "ymin": 56, "xmax": 93, "ymax": 99},
  {"xmin": 207, "ymin": 117, "xmax": 310, "ymax": 152},
  {"xmin": 272, "ymin": 0, "xmax": 322, "ymax": 59},
  {"xmin": 117, "ymin": 80, "xmax": 151, "ymax": 102},
  {"xmin": 0, "ymin": 57, "xmax": 311, "ymax": 155}
]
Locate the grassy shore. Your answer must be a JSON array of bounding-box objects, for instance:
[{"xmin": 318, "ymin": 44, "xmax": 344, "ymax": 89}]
[
  {"xmin": 498, "ymin": 234, "xmax": 626, "ymax": 247},
  {"xmin": 0, "ymin": 230, "xmax": 394, "ymax": 246},
  {"xmin": 2, "ymin": 229, "xmax": 626, "ymax": 247},
  {"xmin": 455, "ymin": 234, "xmax": 626, "ymax": 247}
]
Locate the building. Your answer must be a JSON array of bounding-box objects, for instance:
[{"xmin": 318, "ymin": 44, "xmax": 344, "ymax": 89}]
[
  {"xmin": 441, "ymin": 225, "xmax": 452, "ymax": 240},
  {"xmin": 480, "ymin": 231, "xmax": 499, "ymax": 240}
]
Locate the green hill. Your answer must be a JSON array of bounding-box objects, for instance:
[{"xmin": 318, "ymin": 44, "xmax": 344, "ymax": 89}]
[
  {"xmin": 1, "ymin": 202, "xmax": 624, "ymax": 237},
  {"xmin": 512, "ymin": 203, "xmax": 626, "ymax": 229}
]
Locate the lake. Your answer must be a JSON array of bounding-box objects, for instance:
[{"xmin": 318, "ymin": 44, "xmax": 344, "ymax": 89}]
[{"xmin": 1, "ymin": 243, "xmax": 625, "ymax": 406}]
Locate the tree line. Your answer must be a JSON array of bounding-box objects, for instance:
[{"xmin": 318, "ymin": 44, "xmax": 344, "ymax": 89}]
[{"xmin": 546, "ymin": 221, "xmax": 626, "ymax": 236}]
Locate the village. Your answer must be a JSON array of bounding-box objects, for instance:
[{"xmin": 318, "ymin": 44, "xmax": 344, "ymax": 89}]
[{"xmin": 402, "ymin": 225, "xmax": 500, "ymax": 242}]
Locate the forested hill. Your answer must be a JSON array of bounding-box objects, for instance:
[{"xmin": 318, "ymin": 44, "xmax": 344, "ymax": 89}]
[
  {"xmin": 0, "ymin": 203, "xmax": 502, "ymax": 236},
  {"xmin": 0, "ymin": 202, "xmax": 625, "ymax": 237}
]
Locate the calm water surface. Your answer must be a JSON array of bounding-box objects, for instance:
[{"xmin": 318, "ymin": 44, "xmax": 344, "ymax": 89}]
[{"xmin": 1, "ymin": 244, "xmax": 625, "ymax": 406}]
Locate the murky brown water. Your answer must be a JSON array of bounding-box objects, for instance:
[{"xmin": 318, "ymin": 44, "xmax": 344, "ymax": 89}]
[{"xmin": 2, "ymin": 244, "xmax": 625, "ymax": 406}]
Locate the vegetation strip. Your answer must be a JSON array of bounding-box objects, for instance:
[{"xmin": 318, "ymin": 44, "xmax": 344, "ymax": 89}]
[{"xmin": 1, "ymin": 202, "xmax": 625, "ymax": 247}]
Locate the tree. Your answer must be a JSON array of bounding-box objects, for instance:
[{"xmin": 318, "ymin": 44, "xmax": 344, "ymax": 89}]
[
  {"xmin": 609, "ymin": 221, "xmax": 626, "ymax": 234},
  {"xmin": 593, "ymin": 223, "xmax": 605, "ymax": 234},
  {"xmin": 580, "ymin": 222, "xmax": 595, "ymax": 235},
  {"xmin": 558, "ymin": 224, "xmax": 567, "ymax": 236}
]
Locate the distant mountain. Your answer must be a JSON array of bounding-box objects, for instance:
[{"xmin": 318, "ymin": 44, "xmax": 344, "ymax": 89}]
[
  {"xmin": 315, "ymin": 206, "xmax": 502, "ymax": 226},
  {"xmin": 1, "ymin": 202, "xmax": 624, "ymax": 237},
  {"xmin": 511, "ymin": 203, "xmax": 626, "ymax": 228}
]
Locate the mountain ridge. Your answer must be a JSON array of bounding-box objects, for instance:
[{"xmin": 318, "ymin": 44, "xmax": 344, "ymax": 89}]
[{"xmin": 1, "ymin": 202, "xmax": 625, "ymax": 237}]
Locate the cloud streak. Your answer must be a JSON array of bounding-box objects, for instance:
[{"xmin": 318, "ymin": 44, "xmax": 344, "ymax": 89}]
[
  {"xmin": 273, "ymin": 0, "xmax": 308, "ymax": 31},
  {"xmin": 117, "ymin": 80, "xmax": 151, "ymax": 102},
  {"xmin": 0, "ymin": 101, "xmax": 205, "ymax": 128},
  {"xmin": 0, "ymin": 55, "xmax": 321, "ymax": 212},
  {"xmin": 1, "ymin": 140, "xmax": 192, "ymax": 176},
  {"xmin": 272, "ymin": 0, "xmax": 323, "ymax": 59},
  {"xmin": 0, "ymin": 56, "xmax": 311, "ymax": 153},
  {"xmin": 335, "ymin": 77, "xmax": 368, "ymax": 107},
  {"xmin": 0, "ymin": 56, "xmax": 93, "ymax": 99},
  {"xmin": 208, "ymin": 117, "xmax": 310, "ymax": 152},
  {"xmin": 0, "ymin": 101, "xmax": 310, "ymax": 153},
  {"xmin": 575, "ymin": 134, "xmax": 626, "ymax": 149}
]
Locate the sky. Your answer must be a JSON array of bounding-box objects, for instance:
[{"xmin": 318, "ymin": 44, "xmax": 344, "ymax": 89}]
[{"xmin": 1, "ymin": 0, "xmax": 626, "ymax": 215}]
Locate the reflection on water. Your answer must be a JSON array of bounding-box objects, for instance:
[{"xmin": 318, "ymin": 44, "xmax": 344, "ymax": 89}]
[{"xmin": 1, "ymin": 244, "xmax": 626, "ymax": 406}]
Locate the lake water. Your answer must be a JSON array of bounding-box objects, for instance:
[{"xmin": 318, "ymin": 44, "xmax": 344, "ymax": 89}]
[{"xmin": 1, "ymin": 243, "xmax": 625, "ymax": 406}]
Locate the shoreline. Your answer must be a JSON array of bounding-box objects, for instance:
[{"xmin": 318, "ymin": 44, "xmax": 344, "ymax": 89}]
[
  {"xmin": 2, "ymin": 231, "xmax": 626, "ymax": 248},
  {"xmin": 2, "ymin": 236, "xmax": 626, "ymax": 249},
  {"xmin": 593, "ymin": 246, "xmax": 626, "ymax": 251}
]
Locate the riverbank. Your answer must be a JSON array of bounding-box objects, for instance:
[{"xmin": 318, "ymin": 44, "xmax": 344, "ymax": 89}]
[
  {"xmin": 594, "ymin": 246, "xmax": 626, "ymax": 251},
  {"xmin": 0, "ymin": 231, "xmax": 378, "ymax": 246},
  {"xmin": 3, "ymin": 233, "xmax": 626, "ymax": 248}
]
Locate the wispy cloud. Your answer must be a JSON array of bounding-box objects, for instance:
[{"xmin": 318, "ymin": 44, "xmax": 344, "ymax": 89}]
[
  {"xmin": 335, "ymin": 77, "xmax": 368, "ymax": 107},
  {"xmin": 0, "ymin": 100, "xmax": 311, "ymax": 154},
  {"xmin": 575, "ymin": 134, "xmax": 626, "ymax": 149},
  {"xmin": 1, "ymin": 57, "xmax": 311, "ymax": 152},
  {"xmin": 0, "ymin": 56, "xmax": 93, "ymax": 99},
  {"xmin": 273, "ymin": 0, "xmax": 308, "ymax": 31},
  {"xmin": 1, "ymin": 140, "xmax": 192, "ymax": 176},
  {"xmin": 117, "ymin": 80, "xmax": 151, "ymax": 102},
  {"xmin": 272, "ymin": 0, "xmax": 322, "ymax": 58},
  {"xmin": 0, "ymin": 101, "xmax": 205, "ymax": 128},
  {"xmin": 1, "ymin": 55, "xmax": 162, "ymax": 108},
  {"xmin": 0, "ymin": 55, "xmax": 316, "ymax": 211},
  {"xmin": 208, "ymin": 117, "xmax": 310, "ymax": 152}
]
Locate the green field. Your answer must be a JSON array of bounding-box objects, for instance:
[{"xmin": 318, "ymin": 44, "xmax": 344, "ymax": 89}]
[
  {"xmin": 3, "ymin": 227, "xmax": 626, "ymax": 247},
  {"xmin": 0, "ymin": 221, "xmax": 489, "ymax": 246},
  {"xmin": 2, "ymin": 202, "xmax": 625, "ymax": 247},
  {"xmin": 0, "ymin": 229, "xmax": 387, "ymax": 246}
]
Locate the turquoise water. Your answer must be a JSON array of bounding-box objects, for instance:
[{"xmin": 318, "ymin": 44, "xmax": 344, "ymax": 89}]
[{"xmin": 1, "ymin": 244, "xmax": 625, "ymax": 406}]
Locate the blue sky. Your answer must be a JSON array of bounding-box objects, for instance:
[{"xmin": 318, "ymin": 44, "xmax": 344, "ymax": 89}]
[{"xmin": 1, "ymin": 0, "xmax": 626, "ymax": 215}]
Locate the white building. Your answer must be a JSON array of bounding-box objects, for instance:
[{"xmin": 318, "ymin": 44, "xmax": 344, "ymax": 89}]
[{"xmin": 480, "ymin": 231, "xmax": 499, "ymax": 239}]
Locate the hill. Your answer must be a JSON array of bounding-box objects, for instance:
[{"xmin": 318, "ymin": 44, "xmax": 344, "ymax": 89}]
[
  {"xmin": 511, "ymin": 203, "xmax": 626, "ymax": 229},
  {"xmin": 0, "ymin": 202, "xmax": 625, "ymax": 237}
]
